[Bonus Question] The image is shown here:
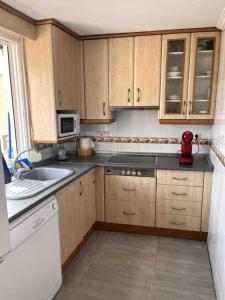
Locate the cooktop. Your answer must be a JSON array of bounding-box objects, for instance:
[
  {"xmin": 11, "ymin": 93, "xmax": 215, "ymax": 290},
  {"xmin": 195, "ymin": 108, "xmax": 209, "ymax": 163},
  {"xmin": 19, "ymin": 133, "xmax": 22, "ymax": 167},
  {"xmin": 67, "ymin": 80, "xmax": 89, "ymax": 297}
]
[{"xmin": 107, "ymin": 155, "xmax": 157, "ymax": 166}]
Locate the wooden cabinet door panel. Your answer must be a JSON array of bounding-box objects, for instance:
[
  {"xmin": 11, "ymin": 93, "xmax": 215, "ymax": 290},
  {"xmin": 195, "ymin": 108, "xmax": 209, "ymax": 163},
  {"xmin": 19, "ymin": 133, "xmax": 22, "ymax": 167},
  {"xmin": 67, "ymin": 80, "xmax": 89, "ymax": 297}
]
[
  {"xmin": 109, "ymin": 37, "xmax": 134, "ymax": 107},
  {"xmin": 84, "ymin": 39, "xmax": 109, "ymax": 119},
  {"xmin": 53, "ymin": 26, "xmax": 78, "ymax": 110},
  {"xmin": 156, "ymin": 199, "xmax": 202, "ymax": 217},
  {"xmin": 56, "ymin": 181, "xmax": 80, "ymax": 265},
  {"xmin": 156, "ymin": 214, "xmax": 201, "ymax": 231},
  {"xmin": 157, "ymin": 170, "xmax": 204, "ymax": 187},
  {"xmin": 106, "ymin": 199, "xmax": 155, "ymax": 227},
  {"xmin": 105, "ymin": 175, "xmax": 156, "ymax": 202},
  {"xmin": 157, "ymin": 184, "xmax": 203, "ymax": 202},
  {"xmin": 134, "ymin": 35, "xmax": 162, "ymax": 107}
]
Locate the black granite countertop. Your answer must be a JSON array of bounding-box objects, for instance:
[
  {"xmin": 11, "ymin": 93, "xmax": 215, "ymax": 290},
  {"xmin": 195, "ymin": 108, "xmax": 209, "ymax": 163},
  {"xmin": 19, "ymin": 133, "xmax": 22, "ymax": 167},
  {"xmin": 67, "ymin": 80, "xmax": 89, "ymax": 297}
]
[{"xmin": 8, "ymin": 152, "xmax": 213, "ymax": 222}]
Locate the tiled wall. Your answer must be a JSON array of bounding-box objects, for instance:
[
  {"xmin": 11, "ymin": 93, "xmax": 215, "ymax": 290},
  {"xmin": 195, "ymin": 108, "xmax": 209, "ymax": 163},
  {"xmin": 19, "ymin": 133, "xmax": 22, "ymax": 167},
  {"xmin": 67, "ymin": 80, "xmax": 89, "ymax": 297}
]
[
  {"xmin": 81, "ymin": 110, "xmax": 212, "ymax": 154},
  {"xmin": 208, "ymin": 31, "xmax": 225, "ymax": 300}
]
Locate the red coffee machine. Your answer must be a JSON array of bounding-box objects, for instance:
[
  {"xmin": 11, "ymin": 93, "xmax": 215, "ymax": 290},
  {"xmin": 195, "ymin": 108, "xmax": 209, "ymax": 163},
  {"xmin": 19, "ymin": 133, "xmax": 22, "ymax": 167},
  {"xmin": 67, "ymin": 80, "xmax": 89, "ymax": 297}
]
[{"xmin": 179, "ymin": 131, "xmax": 194, "ymax": 165}]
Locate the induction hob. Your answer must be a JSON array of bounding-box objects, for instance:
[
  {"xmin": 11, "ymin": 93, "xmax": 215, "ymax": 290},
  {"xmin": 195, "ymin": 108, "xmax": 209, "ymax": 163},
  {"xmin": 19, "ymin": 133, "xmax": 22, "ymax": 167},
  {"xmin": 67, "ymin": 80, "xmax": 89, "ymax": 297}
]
[{"xmin": 107, "ymin": 155, "xmax": 157, "ymax": 166}]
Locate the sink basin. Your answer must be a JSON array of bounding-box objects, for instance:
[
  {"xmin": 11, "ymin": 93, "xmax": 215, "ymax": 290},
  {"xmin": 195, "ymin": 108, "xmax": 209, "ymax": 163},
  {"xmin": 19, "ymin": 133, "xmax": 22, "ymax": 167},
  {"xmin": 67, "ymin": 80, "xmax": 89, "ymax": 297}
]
[
  {"xmin": 6, "ymin": 167, "xmax": 74, "ymax": 200},
  {"xmin": 22, "ymin": 167, "xmax": 73, "ymax": 181}
]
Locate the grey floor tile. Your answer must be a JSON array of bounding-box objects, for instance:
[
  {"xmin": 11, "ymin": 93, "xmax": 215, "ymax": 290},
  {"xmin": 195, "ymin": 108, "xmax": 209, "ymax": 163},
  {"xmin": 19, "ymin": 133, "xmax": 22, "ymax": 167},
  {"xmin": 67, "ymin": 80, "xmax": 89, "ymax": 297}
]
[
  {"xmin": 150, "ymin": 283, "xmax": 216, "ymax": 300},
  {"xmin": 55, "ymin": 232, "xmax": 215, "ymax": 300}
]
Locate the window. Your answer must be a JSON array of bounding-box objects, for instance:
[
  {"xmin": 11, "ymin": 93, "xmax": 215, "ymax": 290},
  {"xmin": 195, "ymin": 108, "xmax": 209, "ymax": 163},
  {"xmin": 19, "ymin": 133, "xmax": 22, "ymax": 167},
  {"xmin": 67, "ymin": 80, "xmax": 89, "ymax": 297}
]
[{"xmin": 0, "ymin": 30, "xmax": 30, "ymax": 168}]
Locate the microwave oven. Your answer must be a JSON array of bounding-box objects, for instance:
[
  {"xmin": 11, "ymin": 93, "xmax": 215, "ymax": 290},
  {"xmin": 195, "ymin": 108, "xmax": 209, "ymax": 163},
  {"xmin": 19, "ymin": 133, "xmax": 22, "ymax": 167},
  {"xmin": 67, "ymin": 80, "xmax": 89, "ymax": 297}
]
[{"xmin": 57, "ymin": 113, "xmax": 80, "ymax": 138}]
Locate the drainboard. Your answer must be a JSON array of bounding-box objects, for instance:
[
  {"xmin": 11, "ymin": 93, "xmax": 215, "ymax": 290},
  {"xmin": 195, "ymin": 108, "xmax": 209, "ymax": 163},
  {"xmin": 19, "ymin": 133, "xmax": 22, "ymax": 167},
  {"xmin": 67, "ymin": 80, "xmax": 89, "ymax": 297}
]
[{"xmin": 6, "ymin": 179, "xmax": 56, "ymax": 200}]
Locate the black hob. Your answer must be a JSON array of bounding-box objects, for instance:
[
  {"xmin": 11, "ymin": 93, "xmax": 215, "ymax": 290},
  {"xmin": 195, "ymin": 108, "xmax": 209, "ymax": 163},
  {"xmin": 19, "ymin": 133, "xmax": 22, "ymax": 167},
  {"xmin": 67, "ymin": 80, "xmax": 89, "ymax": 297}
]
[{"xmin": 107, "ymin": 155, "xmax": 156, "ymax": 166}]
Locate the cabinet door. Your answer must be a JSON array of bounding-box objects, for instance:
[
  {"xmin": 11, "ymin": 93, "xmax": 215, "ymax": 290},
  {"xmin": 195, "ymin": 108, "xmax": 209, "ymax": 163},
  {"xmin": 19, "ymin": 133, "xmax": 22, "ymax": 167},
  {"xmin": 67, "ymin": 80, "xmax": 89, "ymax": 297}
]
[
  {"xmin": 160, "ymin": 33, "xmax": 191, "ymax": 120},
  {"xmin": 109, "ymin": 37, "xmax": 134, "ymax": 106},
  {"xmin": 80, "ymin": 170, "xmax": 96, "ymax": 236},
  {"xmin": 84, "ymin": 39, "xmax": 109, "ymax": 119},
  {"xmin": 134, "ymin": 35, "xmax": 162, "ymax": 107},
  {"xmin": 56, "ymin": 181, "xmax": 80, "ymax": 265},
  {"xmin": 53, "ymin": 26, "xmax": 79, "ymax": 110},
  {"xmin": 187, "ymin": 32, "xmax": 220, "ymax": 120}
]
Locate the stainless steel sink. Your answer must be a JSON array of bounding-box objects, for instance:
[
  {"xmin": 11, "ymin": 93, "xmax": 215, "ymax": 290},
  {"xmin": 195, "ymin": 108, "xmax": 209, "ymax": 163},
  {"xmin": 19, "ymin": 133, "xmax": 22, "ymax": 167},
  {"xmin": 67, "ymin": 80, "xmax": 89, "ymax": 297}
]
[
  {"xmin": 6, "ymin": 167, "xmax": 74, "ymax": 200},
  {"xmin": 22, "ymin": 167, "xmax": 73, "ymax": 181}
]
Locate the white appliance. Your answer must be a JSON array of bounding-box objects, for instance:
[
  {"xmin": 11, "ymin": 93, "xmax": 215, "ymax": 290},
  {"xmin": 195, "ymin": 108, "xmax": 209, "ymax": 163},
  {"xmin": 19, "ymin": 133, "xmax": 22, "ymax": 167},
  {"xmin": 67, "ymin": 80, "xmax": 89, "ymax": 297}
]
[
  {"xmin": 0, "ymin": 196, "xmax": 62, "ymax": 300},
  {"xmin": 57, "ymin": 113, "xmax": 80, "ymax": 138},
  {"xmin": 0, "ymin": 153, "xmax": 11, "ymax": 263}
]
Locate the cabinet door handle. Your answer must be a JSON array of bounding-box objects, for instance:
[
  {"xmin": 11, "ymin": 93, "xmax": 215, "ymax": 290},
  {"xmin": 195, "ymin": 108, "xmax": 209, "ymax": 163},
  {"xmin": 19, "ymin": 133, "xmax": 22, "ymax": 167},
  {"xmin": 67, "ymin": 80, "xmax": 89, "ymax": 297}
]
[
  {"xmin": 122, "ymin": 187, "xmax": 136, "ymax": 192},
  {"xmin": 183, "ymin": 101, "xmax": 187, "ymax": 115},
  {"xmin": 137, "ymin": 88, "xmax": 142, "ymax": 102},
  {"xmin": 79, "ymin": 181, "xmax": 83, "ymax": 196},
  {"xmin": 172, "ymin": 192, "xmax": 187, "ymax": 196},
  {"xmin": 128, "ymin": 88, "xmax": 132, "ymax": 102},
  {"xmin": 172, "ymin": 177, "xmax": 188, "ymax": 181},
  {"xmin": 123, "ymin": 211, "xmax": 136, "ymax": 216},
  {"xmin": 58, "ymin": 90, "xmax": 63, "ymax": 106},
  {"xmin": 93, "ymin": 170, "xmax": 96, "ymax": 184},
  {"xmin": 170, "ymin": 221, "xmax": 186, "ymax": 226},
  {"xmin": 171, "ymin": 207, "xmax": 186, "ymax": 211},
  {"xmin": 103, "ymin": 102, "xmax": 106, "ymax": 116},
  {"xmin": 188, "ymin": 101, "xmax": 192, "ymax": 115}
]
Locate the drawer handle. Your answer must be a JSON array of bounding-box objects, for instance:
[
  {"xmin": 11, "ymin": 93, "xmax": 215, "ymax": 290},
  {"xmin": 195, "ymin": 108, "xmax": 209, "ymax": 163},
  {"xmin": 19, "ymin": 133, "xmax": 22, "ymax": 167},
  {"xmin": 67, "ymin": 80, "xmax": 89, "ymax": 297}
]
[
  {"xmin": 171, "ymin": 207, "xmax": 186, "ymax": 211},
  {"xmin": 123, "ymin": 211, "xmax": 136, "ymax": 216},
  {"xmin": 172, "ymin": 177, "xmax": 188, "ymax": 181},
  {"xmin": 122, "ymin": 187, "xmax": 136, "ymax": 192},
  {"xmin": 172, "ymin": 192, "xmax": 187, "ymax": 196},
  {"xmin": 170, "ymin": 221, "xmax": 186, "ymax": 226}
]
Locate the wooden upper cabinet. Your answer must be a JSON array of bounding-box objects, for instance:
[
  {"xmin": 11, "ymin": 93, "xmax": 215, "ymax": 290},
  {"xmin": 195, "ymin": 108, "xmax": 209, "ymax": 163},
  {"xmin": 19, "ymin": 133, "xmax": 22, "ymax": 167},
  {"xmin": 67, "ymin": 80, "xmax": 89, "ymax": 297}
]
[
  {"xmin": 134, "ymin": 35, "xmax": 162, "ymax": 107},
  {"xmin": 187, "ymin": 32, "xmax": 220, "ymax": 120},
  {"xmin": 83, "ymin": 39, "xmax": 111, "ymax": 119},
  {"xmin": 109, "ymin": 37, "xmax": 134, "ymax": 107},
  {"xmin": 53, "ymin": 26, "xmax": 80, "ymax": 110},
  {"xmin": 160, "ymin": 33, "xmax": 191, "ymax": 120}
]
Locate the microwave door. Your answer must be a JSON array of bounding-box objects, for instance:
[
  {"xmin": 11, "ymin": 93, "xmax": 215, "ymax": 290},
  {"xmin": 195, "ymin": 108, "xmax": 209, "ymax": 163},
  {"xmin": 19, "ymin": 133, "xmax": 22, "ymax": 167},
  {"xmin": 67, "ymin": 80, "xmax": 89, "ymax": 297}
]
[{"xmin": 0, "ymin": 154, "xmax": 11, "ymax": 263}]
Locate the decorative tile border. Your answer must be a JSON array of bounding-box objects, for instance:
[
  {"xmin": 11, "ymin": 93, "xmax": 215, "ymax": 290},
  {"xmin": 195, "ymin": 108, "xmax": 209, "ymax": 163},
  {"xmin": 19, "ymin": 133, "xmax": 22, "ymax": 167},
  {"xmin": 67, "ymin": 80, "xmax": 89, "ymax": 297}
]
[
  {"xmin": 86, "ymin": 136, "xmax": 211, "ymax": 145},
  {"xmin": 34, "ymin": 144, "xmax": 54, "ymax": 151},
  {"xmin": 210, "ymin": 142, "xmax": 225, "ymax": 167}
]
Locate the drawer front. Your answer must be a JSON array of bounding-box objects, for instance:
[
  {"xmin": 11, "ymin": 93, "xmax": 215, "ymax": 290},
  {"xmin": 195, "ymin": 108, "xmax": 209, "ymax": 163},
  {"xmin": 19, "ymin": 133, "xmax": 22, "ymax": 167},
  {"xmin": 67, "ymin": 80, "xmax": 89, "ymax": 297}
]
[
  {"xmin": 156, "ymin": 199, "xmax": 202, "ymax": 217},
  {"xmin": 105, "ymin": 175, "xmax": 156, "ymax": 202},
  {"xmin": 157, "ymin": 170, "xmax": 204, "ymax": 187},
  {"xmin": 157, "ymin": 184, "xmax": 203, "ymax": 202},
  {"xmin": 156, "ymin": 214, "xmax": 201, "ymax": 231},
  {"xmin": 106, "ymin": 199, "xmax": 155, "ymax": 227}
]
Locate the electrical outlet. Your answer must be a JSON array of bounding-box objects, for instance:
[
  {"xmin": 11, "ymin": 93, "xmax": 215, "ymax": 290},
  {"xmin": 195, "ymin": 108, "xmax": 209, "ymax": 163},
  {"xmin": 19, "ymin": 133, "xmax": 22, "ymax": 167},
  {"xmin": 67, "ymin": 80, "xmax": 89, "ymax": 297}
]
[{"xmin": 195, "ymin": 132, "xmax": 201, "ymax": 139}]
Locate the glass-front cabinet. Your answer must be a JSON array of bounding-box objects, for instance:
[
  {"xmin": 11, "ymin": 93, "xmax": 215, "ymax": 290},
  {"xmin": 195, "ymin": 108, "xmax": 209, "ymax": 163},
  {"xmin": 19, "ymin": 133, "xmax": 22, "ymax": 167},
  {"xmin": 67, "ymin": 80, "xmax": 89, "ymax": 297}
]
[
  {"xmin": 160, "ymin": 32, "xmax": 220, "ymax": 124},
  {"xmin": 187, "ymin": 32, "xmax": 220, "ymax": 121}
]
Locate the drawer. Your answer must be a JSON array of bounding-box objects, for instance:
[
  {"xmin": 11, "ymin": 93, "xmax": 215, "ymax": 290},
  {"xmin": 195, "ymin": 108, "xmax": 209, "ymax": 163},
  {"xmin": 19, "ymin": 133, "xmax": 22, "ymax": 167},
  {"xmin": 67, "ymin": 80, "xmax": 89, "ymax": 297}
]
[
  {"xmin": 156, "ymin": 199, "xmax": 202, "ymax": 217},
  {"xmin": 157, "ymin": 170, "xmax": 204, "ymax": 187},
  {"xmin": 156, "ymin": 214, "xmax": 201, "ymax": 231},
  {"xmin": 106, "ymin": 199, "xmax": 155, "ymax": 227},
  {"xmin": 105, "ymin": 175, "xmax": 156, "ymax": 202},
  {"xmin": 157, "ymin": 184, "xmax": 203, "ymax": 202}
]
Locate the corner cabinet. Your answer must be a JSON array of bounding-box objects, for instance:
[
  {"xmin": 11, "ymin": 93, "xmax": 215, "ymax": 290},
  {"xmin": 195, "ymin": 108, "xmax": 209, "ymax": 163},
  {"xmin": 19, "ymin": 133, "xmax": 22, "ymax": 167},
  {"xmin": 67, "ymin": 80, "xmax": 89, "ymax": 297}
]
[
  {"xmin": 109, "ymin": 36, "xmax": 161, "ymax": 107},
  {"xmin": 24, "ymin": 24, "xmax": 84, "ymax": 143},
  {"xmin": 159, "ymin": 32, "xmax": 220, "ymax": 124}
]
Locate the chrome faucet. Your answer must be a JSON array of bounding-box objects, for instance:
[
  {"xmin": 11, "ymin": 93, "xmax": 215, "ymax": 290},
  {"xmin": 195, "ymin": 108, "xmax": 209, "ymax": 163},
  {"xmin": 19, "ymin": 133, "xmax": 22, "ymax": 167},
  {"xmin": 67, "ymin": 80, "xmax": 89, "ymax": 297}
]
[{"xmin": 13, "ymin": 147, "xmax": 39, "ymax": 176}]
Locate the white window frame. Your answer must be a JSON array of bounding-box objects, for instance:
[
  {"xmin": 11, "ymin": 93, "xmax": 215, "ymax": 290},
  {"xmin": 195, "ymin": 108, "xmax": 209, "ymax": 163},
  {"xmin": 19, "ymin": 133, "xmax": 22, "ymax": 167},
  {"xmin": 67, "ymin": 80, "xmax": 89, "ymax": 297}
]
[{"xmin": 0, "ymin": 28, "xmax": 30, "ymax": 154}]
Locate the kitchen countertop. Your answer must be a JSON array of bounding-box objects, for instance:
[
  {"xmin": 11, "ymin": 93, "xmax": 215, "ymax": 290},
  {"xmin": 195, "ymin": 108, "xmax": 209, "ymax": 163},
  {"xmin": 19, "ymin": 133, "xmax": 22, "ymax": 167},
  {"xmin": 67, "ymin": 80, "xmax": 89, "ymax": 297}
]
[
  {"xmin": 7, "ymin": 152, "xmax": 213, "ymax": 223},
  {"xmin": 7, "ymin": 163, "xmax": 95, "ymax": 223}
]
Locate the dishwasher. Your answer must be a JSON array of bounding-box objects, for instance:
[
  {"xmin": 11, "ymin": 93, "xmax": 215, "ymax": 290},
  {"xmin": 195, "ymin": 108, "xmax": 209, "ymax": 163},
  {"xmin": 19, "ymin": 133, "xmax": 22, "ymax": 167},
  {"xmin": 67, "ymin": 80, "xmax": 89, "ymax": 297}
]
[{"xmin": 0, "ymin": 196, "xmax": 62, "ymax": 300}]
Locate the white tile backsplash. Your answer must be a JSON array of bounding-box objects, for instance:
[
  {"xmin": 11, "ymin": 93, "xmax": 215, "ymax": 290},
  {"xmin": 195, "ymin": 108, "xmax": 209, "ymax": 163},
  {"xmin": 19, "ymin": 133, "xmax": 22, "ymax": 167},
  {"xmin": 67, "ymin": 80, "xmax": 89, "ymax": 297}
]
[
  {"xmin": 208, "ymin": 30, "xmax": 225, "ymax": 300},
  {"xmin": 81, "ymin": 109, "xmax": 212, "ymax": 154}
]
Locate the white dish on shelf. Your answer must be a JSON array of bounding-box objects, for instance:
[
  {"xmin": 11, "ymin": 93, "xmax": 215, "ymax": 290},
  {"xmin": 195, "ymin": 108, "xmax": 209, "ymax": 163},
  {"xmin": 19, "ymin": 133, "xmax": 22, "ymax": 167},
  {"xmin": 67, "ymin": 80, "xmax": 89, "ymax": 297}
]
[
  {"xmin": 167, "ymin": 71, "xmax": 182, "ymax": 77},
  {"xmin": 168, "ymin": 94, "xmax": 180, "ymax": 100}
]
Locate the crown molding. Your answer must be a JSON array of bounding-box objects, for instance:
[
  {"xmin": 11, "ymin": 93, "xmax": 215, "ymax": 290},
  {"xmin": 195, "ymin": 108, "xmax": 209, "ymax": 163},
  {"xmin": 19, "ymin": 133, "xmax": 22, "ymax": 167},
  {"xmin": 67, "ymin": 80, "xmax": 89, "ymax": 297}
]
[{"xmin": 217, "ymin": 7, "xmax": 225, "ymax": 30}]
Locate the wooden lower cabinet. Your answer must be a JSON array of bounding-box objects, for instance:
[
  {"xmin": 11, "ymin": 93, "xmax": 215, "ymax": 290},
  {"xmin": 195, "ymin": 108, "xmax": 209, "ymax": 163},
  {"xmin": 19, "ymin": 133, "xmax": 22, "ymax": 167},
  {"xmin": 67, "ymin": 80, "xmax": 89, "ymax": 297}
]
[
  {"xmin": 106, "ymin": 200, "xmax": 155, "ymax": 227},
  {"xmin": 56, "ymin": 169, "xmax": 96, "ymax": 266},
  {"xmin": 156, "ymin": 214, "xmax": 201, "ymax": 231}
]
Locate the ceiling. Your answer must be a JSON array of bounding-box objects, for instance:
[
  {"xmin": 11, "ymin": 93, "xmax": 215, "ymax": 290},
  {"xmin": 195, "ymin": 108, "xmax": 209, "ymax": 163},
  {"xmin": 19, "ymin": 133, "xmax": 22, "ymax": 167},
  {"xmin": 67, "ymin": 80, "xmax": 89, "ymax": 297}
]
[{"xmin": 3, "ymin": 0, "xmax": 225, "ymax": 36}]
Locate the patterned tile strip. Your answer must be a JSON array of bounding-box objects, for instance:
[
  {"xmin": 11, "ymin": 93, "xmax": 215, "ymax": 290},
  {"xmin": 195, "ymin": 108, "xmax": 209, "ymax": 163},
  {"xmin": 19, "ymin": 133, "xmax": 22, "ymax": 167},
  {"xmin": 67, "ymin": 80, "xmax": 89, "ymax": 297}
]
[
  {"xmin": 210, "ymin": 142, "xmax": 225, "ymax": 167},
  {"xmin": 82, "ymin": 136, "xmax": 211, "ymax": 145}
]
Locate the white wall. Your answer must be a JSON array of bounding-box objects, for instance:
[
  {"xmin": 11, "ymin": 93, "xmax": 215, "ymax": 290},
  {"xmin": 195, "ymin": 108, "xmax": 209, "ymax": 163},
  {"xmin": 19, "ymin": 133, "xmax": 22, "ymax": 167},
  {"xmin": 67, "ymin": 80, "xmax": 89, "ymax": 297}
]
[
  {"xmin": 208, "ymin": 31, "xmax": 225, "ymax": 300},
  {"xmin": 81, "ymin": 110, "xmax": 212, "ymax": 153}
]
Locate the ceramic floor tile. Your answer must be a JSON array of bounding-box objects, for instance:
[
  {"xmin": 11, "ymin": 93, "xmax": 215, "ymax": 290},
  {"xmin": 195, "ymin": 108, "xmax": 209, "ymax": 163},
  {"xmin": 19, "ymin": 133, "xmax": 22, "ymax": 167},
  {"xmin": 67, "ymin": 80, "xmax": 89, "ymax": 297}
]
[{"xmin": 54, "ymin": 232, "xmax": 215, "ymax": 300}]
